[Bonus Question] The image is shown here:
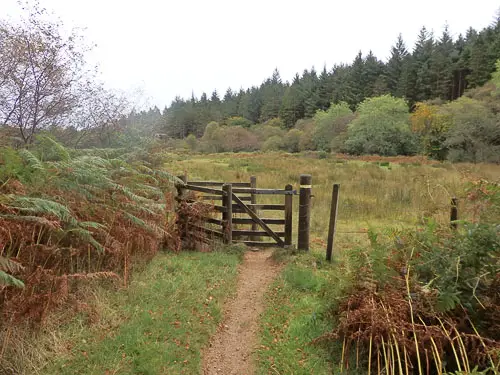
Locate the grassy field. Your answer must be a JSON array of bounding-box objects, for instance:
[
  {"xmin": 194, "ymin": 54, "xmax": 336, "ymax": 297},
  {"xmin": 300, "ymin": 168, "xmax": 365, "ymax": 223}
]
[
  {"xmin": 39, "ymin": 250, "xmax": 241, "ymax": 375},
  {"xmin": 167, "ymin": 151, "xmax": 500, "ymax": 374},
  {"xmin": 169, "ymin": 151, "xmax": 498, "ymax": 245}
]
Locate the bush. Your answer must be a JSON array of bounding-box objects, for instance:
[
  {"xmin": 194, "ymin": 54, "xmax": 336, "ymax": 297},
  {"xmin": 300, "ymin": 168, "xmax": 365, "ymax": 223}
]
[
  {"xmin": 345, "ymin": 95, "xmax": 418, "ymax": 156},
  {"xmin": 225, "ymin": 116, "xmax": 253, "ymax": 128},
  {"xmin": 184, "ymin": 134, "xmax": 198, "ymax": 151},
  {"xmin": 318, "ymin": 150, "xmax": 328, "ymax": 159},
  {"xmin": 261, "ymin": 136, "xmax": 283, "ymax": 151},
  {"xmin": 442, "ymin": 97, "xmax": 500, "ymax": 163},
  {"xmin": 312, "ymin": 102, "xmax": 353, "ymax": 152},
  {"xmin": 320, "ymin": 178, "xmax": 500, "ymax": 373},
  {"xmin": 219, "ymin": 126, "xmax": 260, "ymax": 152},
  {"xmin": 283, "ymin": 129, "xmax": 303, "ymax": 153},
  {"xmin": 251, "ymin": 125, "xmax": 286, "ymax": 142},
  {"xmin": 264, "ymin": 117, "xmax": 285, "ymax": 128}
]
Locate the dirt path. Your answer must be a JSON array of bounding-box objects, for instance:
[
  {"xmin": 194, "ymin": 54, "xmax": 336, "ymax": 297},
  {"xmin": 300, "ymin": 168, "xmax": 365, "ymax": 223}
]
[{"xmin": 202, "ymin": 249, "xmax": 281, "ymax": 375}]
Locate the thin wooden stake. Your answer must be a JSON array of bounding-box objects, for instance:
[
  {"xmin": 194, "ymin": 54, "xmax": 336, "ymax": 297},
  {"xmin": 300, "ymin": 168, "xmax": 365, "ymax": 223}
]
[
  {"xmin": 298, "ymin": 174, "xmax": 312, "ymax": 251},
  {"xmin": 250, "ymin": 176, "xmax": 258, "ymax": 241},
  {"xmin": 450, "ymin": 197, "xmax": 458, "ymax": 230},
  {"xmin": 222, "ymin": 184, "xmax": 233, "ymax": 244},
  {"xmin": 326, "ymin": 184, "xmax": 340, "ymax": 262},
  {"xmin": 284, "ymin": 184, "xmax": 293, "ymax": 246}
]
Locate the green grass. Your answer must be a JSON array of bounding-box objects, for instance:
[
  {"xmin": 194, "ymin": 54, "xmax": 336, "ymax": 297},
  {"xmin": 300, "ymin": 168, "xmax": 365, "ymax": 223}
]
[
  {"xmin": 257, "ymin": 251, "xmax": 335, "ymax": 374},
  {"xmin": 42, "ymin": 251, "xmax": 241, "ymax": 375},
  {"xmin": 166, "ymin": 152, "xmax": 500, "ymax": 374}
]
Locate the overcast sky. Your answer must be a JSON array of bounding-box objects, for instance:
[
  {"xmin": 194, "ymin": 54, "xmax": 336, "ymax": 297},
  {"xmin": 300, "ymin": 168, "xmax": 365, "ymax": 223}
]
[{"xmin": 3, "ymin": 0, "xmax": 500, "ymax": 108}]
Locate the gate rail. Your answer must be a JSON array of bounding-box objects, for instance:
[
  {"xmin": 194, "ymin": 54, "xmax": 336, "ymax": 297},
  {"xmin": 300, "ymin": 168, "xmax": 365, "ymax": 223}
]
[{"xmin": 175, "ymin": 176, "xmax": 297, "ymax": 248}]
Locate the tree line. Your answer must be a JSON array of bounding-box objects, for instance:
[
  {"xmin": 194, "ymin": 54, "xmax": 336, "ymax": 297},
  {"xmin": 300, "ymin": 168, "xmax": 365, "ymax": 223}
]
[
  {"xmin": 129, "ymin": 14, "xmax": 500, "ymax": 139},
  {"xmin": 1, "ymin": 2, "xmax": 499, "ymax": 161}
]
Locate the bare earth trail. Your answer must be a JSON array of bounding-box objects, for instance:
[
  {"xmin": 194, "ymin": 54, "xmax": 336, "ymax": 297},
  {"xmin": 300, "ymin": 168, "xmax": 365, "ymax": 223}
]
[{"xmin": 202, "ymin": 249, "xmax": 282, "ymax": 375}]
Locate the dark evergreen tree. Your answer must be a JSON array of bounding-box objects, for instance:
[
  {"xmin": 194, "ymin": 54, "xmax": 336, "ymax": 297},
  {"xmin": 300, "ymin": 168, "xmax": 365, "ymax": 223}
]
[
  {"xmin": 300, "ymin": 68, "xmax": 321, "ymax": 117},
  {"xmin": 260, "ymin": 69, "xmax": 285, "ymax": 121},
  {"xmin": 347, "ymin": 51, "xmax": 365, "ymax": 108},
  {"xmin": 222, "ymin": 88, "xmax": 238, "ymax": 118},
  {"xmin": 407, "ymin": 27, "xmax": 435, "ymax": 104},
  {"xmin": 363, "ymin": 51, "xmax": 387, "ymax": 97},
  {"xmin": 280, "ymin": 74, "xmax": 304, "ymax": 128},
  {"xmin": 468, "ymin": 34, "xmax": 492, "ymax": 87},
  {"xmin": 317, "ymin": 66, "xmax": 333, "ymax": 110},
  {"xmin": 386, "ymin": 34, "xmax": 409, "ymax": 97},
  {"xmin": 209, "ymin": 90, "xmax": 223, "ymax": 122},
  {"xmin": 431, "ymin": 24, "xmax": 455, "ymax": 100}
]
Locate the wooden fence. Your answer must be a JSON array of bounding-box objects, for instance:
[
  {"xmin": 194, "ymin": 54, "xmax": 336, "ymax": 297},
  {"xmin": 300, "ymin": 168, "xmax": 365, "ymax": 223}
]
[{"xmin": 175, "ymin": 175, "xmax": 311, "ymax": 249}]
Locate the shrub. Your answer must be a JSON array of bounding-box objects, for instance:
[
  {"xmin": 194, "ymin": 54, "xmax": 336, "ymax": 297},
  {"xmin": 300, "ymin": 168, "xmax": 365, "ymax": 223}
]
[
  {"xmin": 345, "ymin": 95, "xmax": 418, "ymax": 156},
  {"xmin": 442, "ymin": 97, "xmax": 500, "ymax": 163},
  {"xmin": 225, "ymin": 116, "xmax": 253, "ymax": 128},
  {"xmin": 321, "ymin": 190, "xmax": 500, "ymax": 374},
  {"xmin": 283, "ymin": 129, "xmax": 303, "ymax": 153},
  {"xmin": 220, "ymin": 126, "xmax": 260, "ymax": 152},
  {"xmin": 261, "ymin": 136, "xmax": 283, "ymax": 151},
  {"xmin": 0, "ymin": 141, "xmax": 181, "ymax": 325},
  {"xmin": 184, "ymin": 134, "xmax": 198, "ymax": 151},
  {"xmin": 312, "ymin": 102, "xmax": 353, "ymax": 152},
  {"xmin": 251, "ymin": 125, "xmax": 286, "ymax": 142},
  {"xmin": 264, "ymin": 117, "xmax": 285, "ymax": 128}
]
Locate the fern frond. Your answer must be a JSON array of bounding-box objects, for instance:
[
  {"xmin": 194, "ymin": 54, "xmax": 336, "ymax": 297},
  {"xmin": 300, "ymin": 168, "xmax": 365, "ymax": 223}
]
[
  {"xmin": 78, "ymin": 221, "xmax": 107, "ymax": 230},
  {"xmin": 154, "ymin": 170, "xmax": 185, "ymax": 186},
  {"xmin": 119, "ymin": 203, "xmax": 162, "ymax": 216},
  {"xmin": 0, "ymin": 270, "xmax": 24, "ymax": 288},
  {"xmin": 18, "ymin": 149, "xmax": 44, "ymax": 171},
  {"xmin": 0, "ymin": 214, "xmax": 62, "ymax": 230},
  {"xmin": 36, "ymin": 135, "xmax": 71, "ymax": 162},
  {"xmin": 0, "ymin": 256, "xmax": 24, "ymax": 273},
  {"xmin": 111, "ymin": 183, "xmax": 154, "ymax": 204},
  {"xmin": 122, "ymin": 212, "xmax": 164, "ymax": 235},
  {"xmin": 66, "ymin": 228, "xmax": 104, "ymax": 253},
  {"xmin": 7, "ymin": 196, "xmax": 77, "ymax": 226},
  {"xmin": 133, "ymin": 184, "xmax": 164, "ymax": 198}
]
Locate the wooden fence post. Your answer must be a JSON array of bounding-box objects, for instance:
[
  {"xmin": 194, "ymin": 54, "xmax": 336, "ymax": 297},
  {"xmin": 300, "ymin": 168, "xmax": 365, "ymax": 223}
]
[
  {"xmin": 175, "ymin": 175, "xmax": 188, "ymax": 247},
  {"xmin": 222, "ymin": 184, "xmax": 233, "ymax": 244},
  {"xmin": 176, "ymin": 174, "xmax": 187, "ymax": 191},
  {"xmin": 250, "ymin": 176, "xmax": 258, "ymax": 241},
  {"xmin": 326, "ymin": 184, "xmax": 340, "ymax": 262},
  {"xmin": 450, "ymin": 197, "xmax": 458, "ymax": 230},
  {"xmin": 298, "ymin": 174, "xmax": 312, "ymax": 251},
  {"xmin": 284, "ymin": 184, "xmax": 293, "ymax": 246}
]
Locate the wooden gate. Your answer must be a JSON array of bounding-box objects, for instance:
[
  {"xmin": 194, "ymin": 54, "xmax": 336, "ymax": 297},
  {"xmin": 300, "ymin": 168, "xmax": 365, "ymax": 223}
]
[{"xmin": 176, "ymin": 177, "xmax": 296, "ymax": 248}]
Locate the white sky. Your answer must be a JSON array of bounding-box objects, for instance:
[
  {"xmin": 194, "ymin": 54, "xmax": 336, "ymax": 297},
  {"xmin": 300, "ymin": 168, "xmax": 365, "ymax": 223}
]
[{"xmin": 3, "ymin": 0, "xmax": 500, "ymax": 108}]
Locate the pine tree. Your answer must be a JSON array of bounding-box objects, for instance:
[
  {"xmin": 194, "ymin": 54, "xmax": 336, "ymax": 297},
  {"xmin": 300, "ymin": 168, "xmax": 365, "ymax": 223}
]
[
  {"xmin": 363, "ymin": 51, "xmax": 387, "ymax": 98},
  {"xmin": 301, "ymin": 68, "xmax": 321, "ymax": 117},
  {"xmin": 468, "ymin": 34, "xmax": 492, "ymax": 87},
  {"xmin": 348, "ymin": 51, "xmax": 365, "ymax": 108},
  {"xmin": 407, "ymin": 27, "xmax": 435, "ymax": 104},
  {"xmin": 222, "ymin": 88, "xmax": 238, "ymax": 118},
  {"xmin": 331, "ymin": 64, "xmax": 352, "ymax": 105},
  {"xmin": 260, "ymin": 69, "xmax": 284, "ymax": 122},
  {"xmin": 386, "ymin": 34, "xmax": 409, "ymax": 97},
  {"xmin": 209, "ymin": 90, "xmax": 223, "ymax": 122},
  {"xmin": 452, "ymin": 34, "xmax": 470, "ymax": 99},
  {"xmin": 318, "ymin": 65, "xmax": 333, "ymax": 110},
  {"xmin": 280, "ymin": 75, "xmax": 304, "ymax": 128},
  {"xmin": 431, "ymin": 24, "xmax": 455, "ymax": 100}
]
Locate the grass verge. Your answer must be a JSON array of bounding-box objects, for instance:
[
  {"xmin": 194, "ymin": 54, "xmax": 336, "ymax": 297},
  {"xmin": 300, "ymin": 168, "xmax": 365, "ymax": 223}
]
[
  {"xmin": 41, "ymin": 250, "xmax": 241, "ymax": 375},
  {"xmin": 257, "ymin": 250, "xmax": 335, "ymax": 374}
]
